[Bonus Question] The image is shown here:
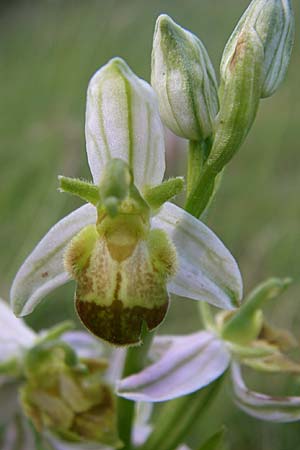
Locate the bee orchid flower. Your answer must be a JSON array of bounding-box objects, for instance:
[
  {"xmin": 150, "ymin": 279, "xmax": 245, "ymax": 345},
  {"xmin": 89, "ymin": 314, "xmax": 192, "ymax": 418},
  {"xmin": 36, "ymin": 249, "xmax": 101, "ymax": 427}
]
[
  {"xmin": 118, "ymin": 278, "xmax": 300, "ymax": 422},
  {"xmin": 11, "ymin": 57, "xmax": 242, "ymax": 346},
  {"xmin": 0, "ymin": 298, "xmax": 163, "ymax": 449}
]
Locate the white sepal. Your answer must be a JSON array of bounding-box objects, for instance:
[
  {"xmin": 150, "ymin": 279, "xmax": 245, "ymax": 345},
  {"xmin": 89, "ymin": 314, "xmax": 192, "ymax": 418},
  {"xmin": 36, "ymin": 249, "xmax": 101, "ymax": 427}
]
[
  {"xmin": 152, "ymin": 202, "xmax": 243, "ymax": 310},
  {"xmin": 117, "ymin": 331, "xmax": 230, "ymax": 402},
  {"xmin": 231, "ymin": 363, "xmax": 300, "ymax": 422},
  {"xmin": 10, "ymin": 204, "xmax": 96, "ymax": 317},
  {"xmin": 0, "ymin": 299, "xmax": 35, "ymax": 368},
  {"xmin": 85, "ymin": 57, "xmax": 165, "ymax": 189}
]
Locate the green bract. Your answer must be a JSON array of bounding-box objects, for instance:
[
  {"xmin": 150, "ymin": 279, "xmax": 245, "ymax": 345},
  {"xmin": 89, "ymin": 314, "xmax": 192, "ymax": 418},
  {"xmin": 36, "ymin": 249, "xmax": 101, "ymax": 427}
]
[{"xmin": 151, "ymin": 14, "xmax": 219, "ymax": 141}]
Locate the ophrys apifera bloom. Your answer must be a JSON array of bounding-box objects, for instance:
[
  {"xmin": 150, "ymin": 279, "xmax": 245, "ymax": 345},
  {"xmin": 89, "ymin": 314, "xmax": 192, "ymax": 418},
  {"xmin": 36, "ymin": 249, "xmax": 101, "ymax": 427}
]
[{"xmin": 11, "ymin": 58, "xmax": 242, "ymax": 346}]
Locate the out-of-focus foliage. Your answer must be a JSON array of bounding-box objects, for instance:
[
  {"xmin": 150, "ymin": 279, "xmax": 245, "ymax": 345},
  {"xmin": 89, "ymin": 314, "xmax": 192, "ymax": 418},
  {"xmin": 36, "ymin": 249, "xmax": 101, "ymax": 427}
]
[{"xmin": 1, "ymin": 1, "xmax": 300, "ymax": 449}]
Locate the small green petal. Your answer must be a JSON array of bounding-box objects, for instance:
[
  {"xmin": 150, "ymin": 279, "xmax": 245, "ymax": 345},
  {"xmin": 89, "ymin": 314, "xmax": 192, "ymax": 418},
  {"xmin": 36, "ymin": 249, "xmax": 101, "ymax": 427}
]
[
  {"xmin": 221, "ymin": 278, "xmax": 290, "ymax": 345},
  {"xmin": 58, "ymin": 176, "xmax": 100, "ymax": 206},
  {"xmin": 143, "ymin": 177, "xmax": 184, "ymax": 210}
]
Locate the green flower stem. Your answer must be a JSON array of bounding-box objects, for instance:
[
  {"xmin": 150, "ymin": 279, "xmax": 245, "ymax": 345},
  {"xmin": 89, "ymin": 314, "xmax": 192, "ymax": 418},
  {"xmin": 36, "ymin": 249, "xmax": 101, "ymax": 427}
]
[
  {"xmin": 187, "ymin": 139, "xmax": 211, "ymax": 197},
  {"xmin": 140, "ymin": 373, "xmax": 226, "ymax": 450},
  {"xmin": 185, "ymin": 137, "xmax": 216, "ymax": 217},
  {"xmin": 185, "ymin": 165, "xmax": 216, "ymax": 218},
  {"xmin": 118, "ymin": 327, "xmax": 154, "ymax": 450}
]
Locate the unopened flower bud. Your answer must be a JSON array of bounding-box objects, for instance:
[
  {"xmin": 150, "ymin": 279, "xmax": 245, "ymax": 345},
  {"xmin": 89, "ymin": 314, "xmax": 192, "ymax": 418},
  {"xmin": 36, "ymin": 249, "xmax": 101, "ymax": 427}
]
[
  {"xmin": 151, "ymin": 14, "xmax": 219, "ymax": 141},
  {"xmin": 205, "ymin": 29, "xmax": 263, "ymax": 174},
  {"xmin": 221, "ymin": 0, "xmax": 294, "ymax": 98}
]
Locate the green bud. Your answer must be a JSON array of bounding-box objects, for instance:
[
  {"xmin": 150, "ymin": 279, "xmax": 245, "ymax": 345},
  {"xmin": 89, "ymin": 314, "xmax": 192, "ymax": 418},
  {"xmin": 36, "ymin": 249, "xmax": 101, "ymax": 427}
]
[
  {"xmin": 151, "ymin": 14, "xmax": 219, "ymax": 141},
  {"xmin": 221, "ymin": 0, "xmax": 295, "ymax": 98},
  {"xmin": 206, "ymin": 29, "xmax": 263, "ymax": 175}
]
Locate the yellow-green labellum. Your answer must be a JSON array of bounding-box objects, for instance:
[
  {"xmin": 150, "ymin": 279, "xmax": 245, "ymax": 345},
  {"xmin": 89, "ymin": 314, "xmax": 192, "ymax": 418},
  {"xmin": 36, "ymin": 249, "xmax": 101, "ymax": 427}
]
[{"xmin": 64, "ymin": 222, "xmax": 177, "ymax": 346}]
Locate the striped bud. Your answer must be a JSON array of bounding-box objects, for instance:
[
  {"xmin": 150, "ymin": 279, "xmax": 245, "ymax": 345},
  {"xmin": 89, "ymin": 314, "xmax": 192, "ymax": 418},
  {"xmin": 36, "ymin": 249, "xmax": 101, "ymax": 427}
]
[
  {"xmin": 205, "ymin": 29, "xmax": 263, "ymax": 174},
  {"xmin": 221, "ymin": 0, "xmax": 294, "ymax": 98},
  {"xmin": 151, "ymin": 14, "xmax": 219, "ymax": 141}
]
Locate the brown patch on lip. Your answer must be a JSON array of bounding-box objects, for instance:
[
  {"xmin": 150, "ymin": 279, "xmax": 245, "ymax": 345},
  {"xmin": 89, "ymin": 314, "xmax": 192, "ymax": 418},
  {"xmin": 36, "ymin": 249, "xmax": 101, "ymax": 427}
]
[
  {"xmin": 41, "ymin": 272, "xmax": 48, "ymax": 278},
  {"xmin": 75, "ymin": 297, "xmax": 169, "ymax": 346}
]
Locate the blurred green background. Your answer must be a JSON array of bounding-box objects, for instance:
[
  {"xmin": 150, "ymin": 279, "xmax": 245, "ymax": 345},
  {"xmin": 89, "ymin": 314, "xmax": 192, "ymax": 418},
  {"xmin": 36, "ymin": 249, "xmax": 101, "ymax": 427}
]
[{"xmin": 0, "ymin": 0, "xmax": 299, "ymax": 448}]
